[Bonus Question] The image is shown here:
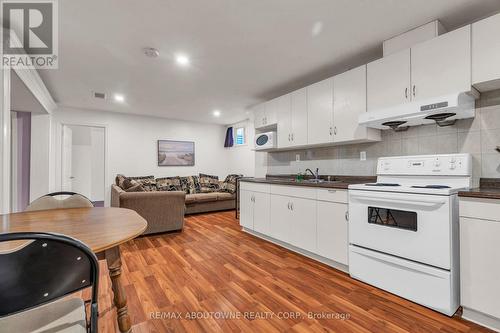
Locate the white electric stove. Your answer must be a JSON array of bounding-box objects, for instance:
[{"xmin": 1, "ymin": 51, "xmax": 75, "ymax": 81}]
[{"xmin": 348, "ymin": 153, "xmax": 472, "ymax": 316}]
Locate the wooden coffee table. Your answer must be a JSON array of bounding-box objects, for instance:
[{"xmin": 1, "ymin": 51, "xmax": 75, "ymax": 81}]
[{"xmin": 0, "ymin": 207, "xmax": 147, "ymax": 333}]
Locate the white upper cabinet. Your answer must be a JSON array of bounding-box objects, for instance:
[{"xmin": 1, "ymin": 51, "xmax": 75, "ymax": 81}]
[
  {"xmin": 367, "ymin": 48, "xmax": 411, "ymax": 112},
  {"xmin": 411, "ymin": 25, "xmax": 471, "ymax": 102},
  {"xmin": 276, "ymin": 94, "xmax": 292, "ymax": 148},
  {"xmin": 253, "ymin": 103, "xmax": 267, "ymax": 129},
  {"xmin": 277, "ymin": 89, "xmax": 307, "ymax": 149},
  {"xmin": 254, "ymin": 101, "xmax": 278, "ymax": 130},
  {"xmin": 333, "ymin": 65, "xmax": 380, "ymax": 143},
  {"xmin": 307, "ymin": 78, "xmax": 334, "ymax": 145},
  {"xmin": 290, "ymin": 88, "xmax": 308, "ymax": 146},
  {"xmin": 472, "ymin": 13, "xmax": 500, "ymax": 92}
]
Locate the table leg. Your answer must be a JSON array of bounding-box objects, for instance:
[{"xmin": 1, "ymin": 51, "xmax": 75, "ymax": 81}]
[{"xmin": 105, "ymin": 246, "xmax": 132, "ymax": 333}]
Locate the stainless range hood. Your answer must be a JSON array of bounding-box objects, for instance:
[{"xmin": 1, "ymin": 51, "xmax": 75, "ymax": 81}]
[{"xmin": 359, "ymin": 92, "xmax": 476, "ymax": 130}]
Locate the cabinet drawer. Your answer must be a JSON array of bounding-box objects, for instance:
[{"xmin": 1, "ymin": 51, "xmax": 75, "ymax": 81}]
[
  {"xmin": 459, "ymin": 197, "xmax": 500, "ymax": 221},
  {"xmin": 270, "ymin": 185, "xmax": 316, "ymax": 200},
  {"xmin": 317, "ymin": 189, "xmax": 347, "ymax": 203},
  {"xmin": 240, "ymin": 182, "xmax": 270, "ymax": 193}
]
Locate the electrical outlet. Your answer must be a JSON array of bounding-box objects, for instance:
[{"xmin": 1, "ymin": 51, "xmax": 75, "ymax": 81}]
[
  {"xmin": 296, "ymin": 154, "xmax": 300, "ymax": 162},
  {"xmin": 360, "ymin": 151, "xmax": 366, "ymax": 161}
]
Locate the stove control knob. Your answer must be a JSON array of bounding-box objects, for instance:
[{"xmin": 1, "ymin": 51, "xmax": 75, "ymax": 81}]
[
  {"xmin": 449, "ymin": 162, "xmax": 456, "ymax": 170},
  {"xmin": 434, "ymin": 158, "xmax": 441, "ymax": 167}
]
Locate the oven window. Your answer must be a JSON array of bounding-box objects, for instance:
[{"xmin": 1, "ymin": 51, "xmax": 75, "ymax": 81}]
[{"xmin": 368, "ymin": 207, "xmax": 417, "ymax": 231}]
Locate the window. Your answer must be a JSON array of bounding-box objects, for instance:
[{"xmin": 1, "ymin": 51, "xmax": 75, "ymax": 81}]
[{"xmin": 235, "ymin": 127, "xmax": 246, "ymax": 146}]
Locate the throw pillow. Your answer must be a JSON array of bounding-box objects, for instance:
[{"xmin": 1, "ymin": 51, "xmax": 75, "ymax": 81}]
[
  {"xmin": 221, "ymin": 174, "xmax": 243, "ymax": 194},
  {"xmin": 156, "ymin": 176, "xmax": 183, "ymax": 191},
  {"xmin": 125, "ymin": 182, "xmax": 145, "ymax": 192},
  {"xmin": 129, "ymin": 175, "xmax": 157, "ymax": 192},
  {"xmin": 115, "ymin": 174, "xmax": 129, "ymax": 189},
  {"xmin": 180, "ymin": 176, "xmax": 201, "ymax": 194},
  {"xmin": 199, "ymin": 173, "xmax": 220, "ymax": 193}
]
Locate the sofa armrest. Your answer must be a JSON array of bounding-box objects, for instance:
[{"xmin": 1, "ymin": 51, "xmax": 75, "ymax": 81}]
[{"xmin": 112, "ymin": 185, "xmax": 186, "ymax": 234}]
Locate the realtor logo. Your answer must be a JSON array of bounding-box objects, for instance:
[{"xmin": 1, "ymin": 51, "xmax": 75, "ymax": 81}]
[{"xmin": 1, "ymin": 0, "xmax": 58, "ymax": 69}]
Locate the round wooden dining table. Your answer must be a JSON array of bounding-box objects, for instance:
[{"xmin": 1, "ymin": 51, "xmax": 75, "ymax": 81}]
[{"xmin": 0, "ymin": 207, "xmax": 147, "ymax": 333}]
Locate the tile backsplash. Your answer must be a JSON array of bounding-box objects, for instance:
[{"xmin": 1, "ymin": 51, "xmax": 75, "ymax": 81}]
[{"xmin": 266, "ymin": 90, "xmax": 500, "ymax": 187}]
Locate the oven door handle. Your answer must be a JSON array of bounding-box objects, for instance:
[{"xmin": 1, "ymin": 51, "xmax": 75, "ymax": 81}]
[{"xmin": 350, "ymin": 193, "xmax": 447, "ymax": 208}]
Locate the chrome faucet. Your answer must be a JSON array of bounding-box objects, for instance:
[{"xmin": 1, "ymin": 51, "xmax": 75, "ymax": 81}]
[{"xmin": 305, "ymin": 168, "xmax": 319, "ymax": 180}]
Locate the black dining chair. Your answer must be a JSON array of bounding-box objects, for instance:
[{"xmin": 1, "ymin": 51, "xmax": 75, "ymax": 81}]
[
  {"xmin": 26, "ymin": 191, "xmax": 95, "ymax": 212},
  {"xmin": 0, "ymin": 232, "xmax": 99, "ymax": 333}
]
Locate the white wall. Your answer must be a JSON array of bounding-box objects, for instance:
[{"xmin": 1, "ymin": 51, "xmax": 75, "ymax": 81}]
[
  {"xmin": 225, "ymin": 119, "xmax": 256, "ymax": 177},
  {"xmin": 90, "ymin": 127, "xmax": 105, "ymax": 201},
  {"xmin": 30, "ymin": 113, "xmax": 52, "ymax": 201},
  {"xmin": 47, "ymin": 106, "xmax": 231, "ymax": 206}
]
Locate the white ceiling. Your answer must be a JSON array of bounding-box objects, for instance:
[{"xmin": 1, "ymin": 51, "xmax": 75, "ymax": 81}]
[{"xmin": 39, "ymin": 0, "xmax": 500, "ymax": 125}]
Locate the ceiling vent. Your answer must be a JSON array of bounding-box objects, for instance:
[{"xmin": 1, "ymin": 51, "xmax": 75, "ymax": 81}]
[{"xmin": 93, "ymin": 91, "xmax": 106, "ymax": 100}]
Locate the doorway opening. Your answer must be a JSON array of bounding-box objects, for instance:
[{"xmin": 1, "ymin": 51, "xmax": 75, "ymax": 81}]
[{"xmin": 61, "ymin": 125, "xmax": 106, "ymax": 207}]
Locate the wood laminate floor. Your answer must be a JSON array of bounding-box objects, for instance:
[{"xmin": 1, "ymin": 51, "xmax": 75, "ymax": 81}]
[{"xmin": 91, "ymin": 211, "xmax": 492, "ymax": 332}]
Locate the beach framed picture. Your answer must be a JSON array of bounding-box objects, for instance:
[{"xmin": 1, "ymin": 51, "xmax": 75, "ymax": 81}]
[{"xmin": 157, "ymin": 140, "xmax": 195, "ymax": 166}]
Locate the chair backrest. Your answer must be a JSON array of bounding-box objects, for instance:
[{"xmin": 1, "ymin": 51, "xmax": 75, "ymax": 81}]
[
  {"xmin": 0, "ymin": 232, "xmax": 99, "ymax": 319},
  {"xmin": 26, "ymin": 192, "xmax": 94, "ymax": 212}
]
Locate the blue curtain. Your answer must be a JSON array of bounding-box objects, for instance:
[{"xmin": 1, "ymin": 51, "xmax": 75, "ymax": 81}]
[{"xmin": 224, "ymin": 127, "xmax": 234, "ymax": 147}]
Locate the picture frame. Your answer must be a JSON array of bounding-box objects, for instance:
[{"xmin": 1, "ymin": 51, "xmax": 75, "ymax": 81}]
[{"xmin": 157, "ymin": 140, "xmax": 195, "ymax": 166}]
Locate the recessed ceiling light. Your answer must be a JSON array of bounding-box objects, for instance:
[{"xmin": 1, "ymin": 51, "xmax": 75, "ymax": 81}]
[
  {"xmin": 143, "ymin": 47, "xmax": 160, "ymax": 58},
  {"xmin": 175, "ymin": 54, "xmax": 190, "ymax": 67},
  {"xmin": 213, "ymin": 110, "xmax": 221, "ymax": 117},
  {"xmin": 114, "ymin": 94, "xmax": 125, "ymax": 102}
]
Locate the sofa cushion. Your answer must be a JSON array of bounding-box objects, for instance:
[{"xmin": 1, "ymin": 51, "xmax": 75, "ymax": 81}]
[
  {"xmin": 156, "ymin": 176, "xmax": 183, "ymax": 191},
  {"xmin": 199, "ymin": 173, "xmax": 220, "ymax": 193},
  {"xmin": 185, "ymin": 194, "xmax": 197, "ymax": 204},
  {"xmin": 216, "ymin": 192, "xmax": 235, "ymax": 201},
  {"xmin": 129, "ymin": 175, "xmax": 157, "ymax": 191},
  {"xmin": 221, "ymin": 174, "xmax": 243, "ymax": 194},
  {"xmin": 192, "ymin": 193, "xmax": 218, "ymax": 202},
  {"xmin": 180, "ymin": 176, "xmax": 201, "ymax": 194}
]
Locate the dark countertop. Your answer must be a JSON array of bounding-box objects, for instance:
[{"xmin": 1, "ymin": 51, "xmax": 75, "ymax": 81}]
[
  {"xmin": 458, "ymin": 178, "xmax": 500, "ymax": 200},
  {"xmin": 240, "ymin": 175, "xmax": 376, "ymax": 190}
]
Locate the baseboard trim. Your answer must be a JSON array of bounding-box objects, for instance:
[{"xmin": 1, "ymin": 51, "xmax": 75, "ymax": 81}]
[
  {"xmin": 462, "ymin": 307, "xmax": 500, "ymax": 332},
  {"xmin": 242, "ymin": 227, "xmax": 349, "ymax": 274}
]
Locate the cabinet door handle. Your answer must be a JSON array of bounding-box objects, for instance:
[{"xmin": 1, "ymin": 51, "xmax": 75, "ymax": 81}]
[
  {"xmin": 334, "ymin": 127, "xmax": 337, "ymax": 135},
  {"xmin": 405, "ymin": 87, "xmax": 408, "ymax": 99},
  {"xmin": 345, "ymin": 211, "xmax": 349, "ymax": 222},
  {"xmin": 412, "ymin": 85, "xmax": 416, "ymax": 98},
  {"xmin": 287, "ymin": 202, "xmax": 290, "ymax": 210},
  {"xmin": 329, "ymin": 127, "xmax": 332, "ymax": 136},
  {"xmin": 290, "ymin": 203, "xmax": 294, "ymax": 211},
  {"xmin": 288, "ymin": 134, "xmax": 291, "ymax": 141},
  {"xmin": 328, "ymin": 190, "xmax": 336, "ymax": 193},
  {"xmin": 291, "ymin": 133, "xmax": 294, "ymax": 141}
]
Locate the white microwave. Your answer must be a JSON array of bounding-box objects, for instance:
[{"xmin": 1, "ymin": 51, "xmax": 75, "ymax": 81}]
[{"xmin": 255, "ymin": 131, "xmax": 276, "ymax": 150}]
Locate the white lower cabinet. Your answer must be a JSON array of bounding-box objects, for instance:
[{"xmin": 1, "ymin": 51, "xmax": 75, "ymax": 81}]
[
  {"xmin": 269, "ymin": 194, "xmax": 291, "ymax": 242},
  {"xmin": 253, "ymin": 192, "xmax": 271, "ymax": 234},
  {"xmin": 239, "ymin": 186, "xmax": 270, "ymax": 232},
  {"xmin": 240, "ymin": 182, "xmax": 349, "ymax": 268},
  {"xmin": 317, "ymin": 201, "xmax": 348, "ymax": 265},
  {"xmin": 289, "ymin": 197, "xmax": 317, "ymax": 253},
  {"xmin": 239, "ymin": 190, "xmax": 254, "ymax": 230},
  {"xmin": 459, "ymin": 197, "xmax": 500, "ymax": 330}
]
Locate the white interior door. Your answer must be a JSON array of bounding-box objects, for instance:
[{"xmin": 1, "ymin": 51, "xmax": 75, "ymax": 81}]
[{"xmin": 61, "ymin": 125, "xmax": 73, "ymax": 192}]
